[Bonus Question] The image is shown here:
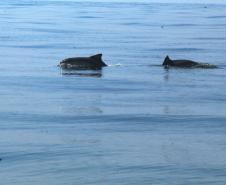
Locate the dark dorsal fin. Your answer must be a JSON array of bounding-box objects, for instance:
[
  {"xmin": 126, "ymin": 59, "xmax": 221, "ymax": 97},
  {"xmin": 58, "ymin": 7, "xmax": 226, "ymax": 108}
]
[
  {"xmin": 165, "ymin": 55, "xmax": 170, "ymax": 60},
  {"xmin": 163, "ymin": 55, "xmax": 173, "ymax": 66},
  {"xmin": 90, "ymin": 54, "xmax": 102, "ymax": 62}
]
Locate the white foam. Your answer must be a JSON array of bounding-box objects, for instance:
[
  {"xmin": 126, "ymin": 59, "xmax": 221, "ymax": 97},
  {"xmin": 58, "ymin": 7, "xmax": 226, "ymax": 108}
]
[{"xmin": 107, "ymin": 63, "xmax": 122, "ymax": 67}]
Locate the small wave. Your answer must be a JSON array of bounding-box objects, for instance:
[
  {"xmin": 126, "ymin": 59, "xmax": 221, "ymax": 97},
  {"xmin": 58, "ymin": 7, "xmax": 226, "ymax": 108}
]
[
  {"xmin": 150, "ymin": 48, "xmax": 204, "ymax": 52},
  {"xmin": 77, "ymin": 16, "xmax": 103, "ymax": 19},
  {"xmin": 193, "ymin": 37, "xmax": 226, "ymax": 41},
  {"xmin": 5, "ymin": 44, "xmax": 73, "ymax": 49},
  {"xmin": 122, "ymin": 22, "xmax": 143, "ymax": 26},
  {"xmin": 19, "ymin": 28, "xmax": 79, "ymax": 34},
  {"xmin": 207, "ymin": 15, "xmax": 226, "ymax": 19},
  {"xmin": 166, "ymin": 23, "xmax": 197, "ymax": 27}
]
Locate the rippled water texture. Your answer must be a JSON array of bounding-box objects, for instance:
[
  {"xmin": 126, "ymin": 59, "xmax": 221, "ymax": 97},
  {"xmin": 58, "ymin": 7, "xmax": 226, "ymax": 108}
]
[{"xmin": 0, "ymin": 1, "xmax": 226, "ymax": 184}]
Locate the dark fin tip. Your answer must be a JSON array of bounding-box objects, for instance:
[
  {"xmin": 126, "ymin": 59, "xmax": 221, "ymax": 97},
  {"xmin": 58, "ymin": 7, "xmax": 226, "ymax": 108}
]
[
  {"xmin": 90, "ymin": 54, "xmax": 103, "ymax": 63},
  {"xmin": 163, "ymin": 55, "xmax": 171, "ymax": 66},
  {"xmin": 91, "ymin": 53, "xmax": 102, "ymax": 58}
]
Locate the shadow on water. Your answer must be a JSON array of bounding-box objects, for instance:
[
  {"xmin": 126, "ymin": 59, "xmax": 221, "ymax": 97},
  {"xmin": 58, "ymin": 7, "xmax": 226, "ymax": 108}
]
[
  {"xmin": 57, "ymin": 68, "xmax": 104, "ymax": 116},
  {"xmin": 60, "ymin": 69, "xmax": 103, "ymax": 78},
  {"xmin": 163, "ymin": 68, "xmax": 170, "ymax": 82},
  {"xmin": 162, "ymin": 65, "xmax": 220, "ymax": 82}
]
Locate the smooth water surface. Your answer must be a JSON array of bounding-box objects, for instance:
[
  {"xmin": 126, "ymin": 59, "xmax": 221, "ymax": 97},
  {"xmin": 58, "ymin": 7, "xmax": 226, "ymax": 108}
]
[{"xmin": 0, "ymin": 1, "xmax": 226, "ymax": 184}]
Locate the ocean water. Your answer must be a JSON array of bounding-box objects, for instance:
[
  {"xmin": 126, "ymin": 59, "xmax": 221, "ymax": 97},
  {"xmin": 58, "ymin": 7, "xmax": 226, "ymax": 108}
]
[{"xmin": 0, "ymin": 1, "xmax": 226, "ymax": 184}]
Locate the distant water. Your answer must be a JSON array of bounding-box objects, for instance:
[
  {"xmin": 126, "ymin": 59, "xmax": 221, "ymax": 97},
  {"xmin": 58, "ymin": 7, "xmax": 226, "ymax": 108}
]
[{"xmin": 0, "ymin": 1, "xmax": 226, "ymax": 185}]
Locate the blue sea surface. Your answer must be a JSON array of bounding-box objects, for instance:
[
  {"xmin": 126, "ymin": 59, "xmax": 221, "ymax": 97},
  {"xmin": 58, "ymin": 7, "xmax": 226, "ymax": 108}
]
[{"xmin": 0, "ymin": 1, "xmax": 226, "ymax": 184}]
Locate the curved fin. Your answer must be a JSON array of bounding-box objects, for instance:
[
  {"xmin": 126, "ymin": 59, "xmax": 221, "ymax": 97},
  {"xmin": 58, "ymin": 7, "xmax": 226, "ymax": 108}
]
[
  {"xmin": 165, "ymin": 55, "xmax": 170, "ymax": 60},
  {"xmin": 163, "ymin": 55, "xmax": 172, "ymax": 65},
  {"xmin": 90, "ymin": 54, "xmax": 102, "ymax": 61}
]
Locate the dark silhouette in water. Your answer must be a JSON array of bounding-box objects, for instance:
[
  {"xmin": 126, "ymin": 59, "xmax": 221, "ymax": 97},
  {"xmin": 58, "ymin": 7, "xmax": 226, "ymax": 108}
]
[
  {"xmin": 59, "ymin": 54, "xmax": 107, "ymax": 70},
  {"xmin": 62, "ymin": 71, "xmax": 102, "ymax": 78},
  {"xmin": 162, "ymin": 56, "xmax": 217, "ymax": 68}
]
